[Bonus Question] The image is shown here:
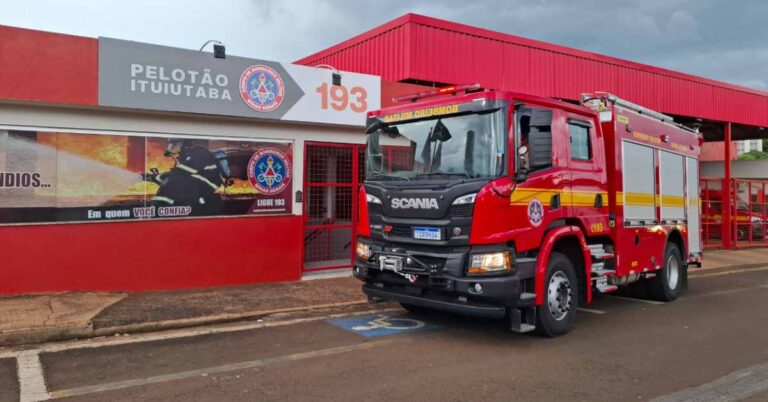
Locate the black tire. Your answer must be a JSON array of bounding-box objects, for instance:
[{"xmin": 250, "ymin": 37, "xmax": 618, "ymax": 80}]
[
  {"xmin": 400, "ymin": 302, "xmax": 430, "ymax": 314},
  {"xmin": 647, "ymin": 243, "xmax": 685, "ymax": 301},
  {"xmin": 535, "ymin": 252, "xmax": 578, "ymax": 337}
]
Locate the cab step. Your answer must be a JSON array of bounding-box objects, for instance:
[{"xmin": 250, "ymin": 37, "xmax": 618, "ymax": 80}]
[
  {"xmin": 588, "ymin": 244, "xmax": 615, "ymax": 260},
  {"xmin": 593, "ymin": 276, "xmax": 618, "ymax": 293},
  {"xmin": 519, "ymin": 292, "xmax": 536, "ymax": 302},
  {"xmin": 509, "ymin": 306, "xmax": 536, "ymax": 333},
  {"xmin": 591, "ymin": 262, "xmax": 616, "ymax": 277}
]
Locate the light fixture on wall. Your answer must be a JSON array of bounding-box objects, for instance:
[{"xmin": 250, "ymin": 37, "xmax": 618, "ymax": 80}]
[
  {"xmin": 199, "ymin": 40, "xmax": 226, "ymax": 59},
  {"xmin": 315, "ymin": 64, "xmax": 342, "ymax": 86}
]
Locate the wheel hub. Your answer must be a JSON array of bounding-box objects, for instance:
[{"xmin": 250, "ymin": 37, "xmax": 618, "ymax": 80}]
[
  {"xmin": 666, "ymin": 254, "xmax": 680, "ymax": 289},
  {"xmin": 547, "ymin": 271, "xmax": 572, "ymax": 321}
]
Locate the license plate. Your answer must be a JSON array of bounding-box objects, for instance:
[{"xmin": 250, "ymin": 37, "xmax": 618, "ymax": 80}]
[{"xmin": 413, "ymin": 227, "xmax": 441, "ymax": 240}]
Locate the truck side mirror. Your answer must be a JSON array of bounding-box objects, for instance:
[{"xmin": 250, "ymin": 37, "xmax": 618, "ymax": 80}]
[
  {"xmin": 464, "ymin": 130, "xmax": 475, "ymax": 176},
  {"xmin": 366, "ymin": 132, "xmax": 384, "ymax": 172},
  {"xmin": 366, "ymin": 120, "xmax": 383, "ymax": 134}
]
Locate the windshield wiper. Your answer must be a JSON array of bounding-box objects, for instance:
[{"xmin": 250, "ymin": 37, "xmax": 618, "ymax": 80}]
[
  {"xmin": 367, "ymin": 172, "xmax": 411, "ymax": 181},
  {"xmin": 414, "ymin": 172, "xmax": 471, "ymax": 179}
]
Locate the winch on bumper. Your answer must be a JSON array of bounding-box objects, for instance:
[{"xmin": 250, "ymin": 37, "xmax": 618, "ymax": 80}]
[{"xmin": 353, "ymin": 244, "xmax": 535, "ymax": 319}]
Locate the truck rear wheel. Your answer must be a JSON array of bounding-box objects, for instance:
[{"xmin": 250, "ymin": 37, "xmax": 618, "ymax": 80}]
[
  {"xmin": 535, "ymin": 252, "xmax": 578, "ymax": 337},
  {"xmin": 647, "ymin": 243, "xmax": 685, "ymax": 301}
]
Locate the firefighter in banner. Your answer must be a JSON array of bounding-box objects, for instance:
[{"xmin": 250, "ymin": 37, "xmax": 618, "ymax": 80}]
[{"xmin": 143, "ymin": 139, "xmax": 226, "ymax": 215}]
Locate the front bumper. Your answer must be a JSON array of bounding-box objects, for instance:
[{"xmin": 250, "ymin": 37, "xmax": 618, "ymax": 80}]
[
  {"xmin": 353, "ymin": 248, "xmax": 534, "ymax": 319},
  {"xmin": 363, "ymin": 284, "xmax": 508, "ymax": 318}
]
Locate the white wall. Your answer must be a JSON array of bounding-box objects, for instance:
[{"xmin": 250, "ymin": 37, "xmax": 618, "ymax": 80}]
[
  {"xmin": 0, "ymin": 102, "xmax": 367, "ymax": 216},
  {"xmin": 701, "ymin": 159, "xmax": 768, "ymax": 180}
]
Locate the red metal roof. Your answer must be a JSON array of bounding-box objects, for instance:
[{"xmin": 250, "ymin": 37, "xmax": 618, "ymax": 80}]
[{"xmin": 296, "ymin": 13, "xmax": 768, "ymax": 128}]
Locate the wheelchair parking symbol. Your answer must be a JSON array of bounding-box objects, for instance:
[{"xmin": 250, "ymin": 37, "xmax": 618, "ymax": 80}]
[{"xmin": 327, "ymin": 313, "xmax": 439, "ymax": 338}]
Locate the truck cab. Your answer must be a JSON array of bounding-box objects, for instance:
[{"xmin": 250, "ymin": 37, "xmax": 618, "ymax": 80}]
[{"xmin": 354, "ymin": 87, "xmax": 700, "ymax": 337}]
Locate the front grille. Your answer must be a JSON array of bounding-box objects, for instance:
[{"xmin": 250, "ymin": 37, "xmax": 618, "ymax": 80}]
[
  {"xmin": 390, "ymin": 224, "xmax": 413, "ymax": 238},
  {"xmin": 448, "ymin": 204, "xmax": 473, "ymax": 217},
  {"xmin": 368, "ymin": 204, "xmax": 383, "ymax": 215}
]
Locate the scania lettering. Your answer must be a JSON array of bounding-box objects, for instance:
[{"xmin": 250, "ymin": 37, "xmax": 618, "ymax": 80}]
[
  {"xmin": 391, "ymin": 198, "xmax": 439, "ymax": 209},
  {"xmin": 354, "ymin": 87, "xmax": 702, "ymax": 337}
]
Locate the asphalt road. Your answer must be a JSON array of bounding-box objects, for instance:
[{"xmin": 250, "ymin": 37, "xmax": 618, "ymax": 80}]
[{"xmin": 3, "ymin": 266, "xmax": 768, "ymax": 402}]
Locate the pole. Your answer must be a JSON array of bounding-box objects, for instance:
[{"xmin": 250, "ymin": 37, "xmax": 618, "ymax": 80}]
[{"xmin": 723, "ymin": 122, "xmax": 732, "ymax": 249}]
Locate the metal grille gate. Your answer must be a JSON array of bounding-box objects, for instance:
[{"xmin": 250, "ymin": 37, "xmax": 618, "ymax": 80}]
[
  {"xmin": 701, "ymin": 177, "xmax": 768, "ymax": 249},
  {"xmin": 302, "ymin": 143, "xmax": 364, "ymax": 271}
]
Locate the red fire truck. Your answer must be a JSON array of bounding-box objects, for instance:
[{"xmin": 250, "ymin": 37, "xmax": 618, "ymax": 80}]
[{"xmin": 354, "ymin": 86, "xmax": 702, "ymax": 336}]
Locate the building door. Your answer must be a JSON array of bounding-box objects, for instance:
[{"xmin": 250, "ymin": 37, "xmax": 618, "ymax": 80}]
[{"xmin": 302, "ymin": 143, "xmax": 364, "ymax": 272}]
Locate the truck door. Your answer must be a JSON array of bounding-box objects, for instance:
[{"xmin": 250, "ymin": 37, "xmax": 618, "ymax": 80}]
[
  {"xmin": 511, "ymin": 106, "xmax": 570, "ymax": 251},
  {"xmin": 565, "ymin": 116, "xmax": 609, "ymax": 237}
]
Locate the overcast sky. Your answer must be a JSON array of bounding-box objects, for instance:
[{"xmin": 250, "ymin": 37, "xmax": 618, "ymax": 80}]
[{"xmin": 1, "ymin": 0, "xmax": 766, "ymax": 91}]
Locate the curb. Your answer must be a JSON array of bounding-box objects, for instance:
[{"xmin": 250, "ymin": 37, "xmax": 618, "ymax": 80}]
[
  {"xmin": 691, "ymin": 262, "xmax": 768, "ymax": 276},
  {"xmin": 0, "ymin": 299, "xmax": 371, "ymax": 348}
]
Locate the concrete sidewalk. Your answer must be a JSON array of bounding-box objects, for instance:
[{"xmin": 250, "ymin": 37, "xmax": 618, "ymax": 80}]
[
  {"xmin": 0, "ymin": 276, "xmax": 366, "ymax": 347},
  {"xmin": 1, "ymin": 247, "xmax": 767, "ymax": 347}
]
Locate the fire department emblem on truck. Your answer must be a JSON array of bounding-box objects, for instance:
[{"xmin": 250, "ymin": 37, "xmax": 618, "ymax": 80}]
[
  {"xmin": 528, "ymin": 198, "xmax": 544, "ymax": 227},
  {"xmin": 239, "ymin": 65, "xmax": 285, "ymax": 112},
  {"xmin": 248, "ymin": 148, "xmax": 291, "ymax": 194}
]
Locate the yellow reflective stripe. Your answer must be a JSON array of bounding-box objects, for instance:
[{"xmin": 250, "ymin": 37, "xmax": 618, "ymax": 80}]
[
  {"xmin": 153, "ymin": 196, "xmax": 174, "ymax": 205},
  {"xmin": 191, "ymin": 174, "xmax": 220, "ymax": 190},
  {"xmin": 688, "ymin": 197, "xmax": 701, "ymax": 207},
  {"xmin": 509, "ymin": 189, "xmax": 693, "ymax": 208},
  {"xmin": 176, "ymin": 163, "xmax": 198, "ymax": 174},
  {"xmin": 623, "ymin": 192, "xmax": 655, "ymax": 206},
  {"xmin": 509, "ymin": 188, "xmax": 560, "ymax": 205},
  {"xmin": 509, "ymin": 188, "xmax": 607, "ymax": 206},
  {"xmin": 660, "ymin": 195, "xmax": 685, "ymax": 208},
  {"xmin": 565, "ymin": 191, "xmax": 606, "ymax": 206},
  {"xmin": 203, "ymin": 164, "xmax": 218, "ymax": 170}
]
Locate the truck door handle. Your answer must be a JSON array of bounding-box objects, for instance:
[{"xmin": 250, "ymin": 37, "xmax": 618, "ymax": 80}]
[{"xmin": 551, "ymin": 194, "xmax": 561, "ymax": 210}]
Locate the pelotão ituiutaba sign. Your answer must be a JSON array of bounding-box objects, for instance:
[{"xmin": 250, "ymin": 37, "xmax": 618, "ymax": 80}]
[{"xmin": 98, "ymin": 38, "xmax": 380, "ymax": 126}]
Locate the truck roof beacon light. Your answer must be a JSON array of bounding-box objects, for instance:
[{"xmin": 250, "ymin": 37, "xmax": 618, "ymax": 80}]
[
  {"xmin": 393, "ymin": 83, "xmax": 482, "ymax": 103},
  {"xmin": 199, "ymin": 40, "xmax": 226, "ymax": 59}
]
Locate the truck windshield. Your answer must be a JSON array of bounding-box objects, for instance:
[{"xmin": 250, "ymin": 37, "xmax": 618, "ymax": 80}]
[{"xmin": 366, "ymin": 109, "xmax": 506, "ymax": 181}]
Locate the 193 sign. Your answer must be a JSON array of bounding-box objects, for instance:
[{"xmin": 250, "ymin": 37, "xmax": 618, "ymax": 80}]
[{"xmin": 316, "ymin": 83, "xmax": 368, "ymax": 113}]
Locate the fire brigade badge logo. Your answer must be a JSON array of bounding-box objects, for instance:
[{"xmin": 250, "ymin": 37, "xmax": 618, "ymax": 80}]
[
  {"xmin": 239, "ymin": 65, "xmax": 285, "ymax": 112},
  {"xmin": 247, "ymin": 148, "xmax": 292, "ymax": 194},
  {"xmin": 528, "ymin": 198, "xmax": 544, "ymax": 227}
]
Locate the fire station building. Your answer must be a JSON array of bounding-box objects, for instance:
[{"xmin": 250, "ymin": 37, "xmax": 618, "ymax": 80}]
[{"xmin": 2, "ymin": 13, "xmax": 767, "ymax": 295}]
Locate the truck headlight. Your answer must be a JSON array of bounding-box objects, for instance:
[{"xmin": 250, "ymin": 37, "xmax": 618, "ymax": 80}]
[
  {"xmin": 366, "ymin": 194, "xmax": 382, "ymax": 204},
  {"xmin": 467, "ymin": 251, "xmax": 512, "ymax": 275},
  {"xmin": 452, "ymin": 193, "xmax": 477, "ymax": 205},
  {"xmin": 356, "ymin": 240, "xmax": 372, "ymax": 260}
]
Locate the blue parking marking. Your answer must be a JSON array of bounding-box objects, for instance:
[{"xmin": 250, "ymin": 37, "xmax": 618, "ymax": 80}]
[{"xmin": 327, "ymin": 313, "xmax": 440, "ymax": 338}]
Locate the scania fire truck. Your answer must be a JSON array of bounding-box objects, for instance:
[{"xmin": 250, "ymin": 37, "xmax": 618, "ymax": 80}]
[{"xmin": 354, "ymin": 86, "xmax": 702, "ymax": 337}]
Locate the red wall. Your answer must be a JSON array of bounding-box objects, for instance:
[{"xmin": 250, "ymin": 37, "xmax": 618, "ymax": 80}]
[
  {"xmin": 0, "ymin": 25, "xmax": 307, "ymax": 295},
  {"xmin": 701, "ymin": 141, "xmax": 737, "ymax": 162},
  {"xmin": 0, "ymin": 25, "xmax": 97, "ymax": 105},
  {"xmin": 0, "ymin": 215, "xmax": 302, "ymax": 294},
  {"xmin": 380, "ymin": 80, "xmax": 431, "ymax": 107}
]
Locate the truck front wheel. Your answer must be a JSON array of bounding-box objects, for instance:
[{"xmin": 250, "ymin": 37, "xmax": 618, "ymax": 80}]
[
  {"xmin": 647, "ymin": 243, "xmax": 685, "ymax": 301},
  {"xmin": 536, "ymin": 252, "xmax": 578, "ymax": 337}
]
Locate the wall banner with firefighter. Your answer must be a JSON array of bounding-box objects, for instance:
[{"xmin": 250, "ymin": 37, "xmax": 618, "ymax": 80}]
[{"xmin": 0, "ymin": 130, "xmax": 292, "ymax": 225}]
